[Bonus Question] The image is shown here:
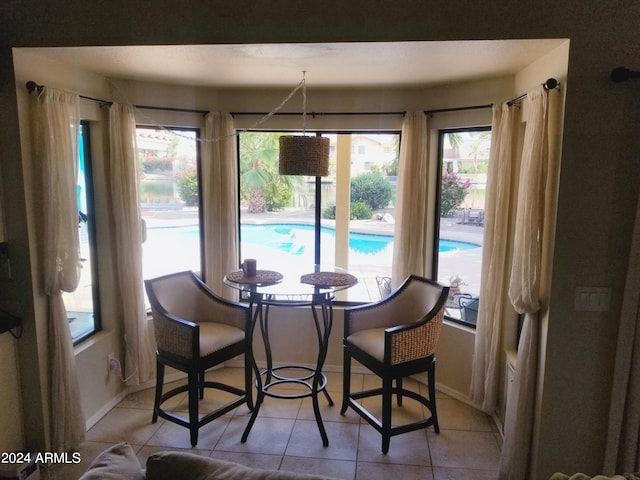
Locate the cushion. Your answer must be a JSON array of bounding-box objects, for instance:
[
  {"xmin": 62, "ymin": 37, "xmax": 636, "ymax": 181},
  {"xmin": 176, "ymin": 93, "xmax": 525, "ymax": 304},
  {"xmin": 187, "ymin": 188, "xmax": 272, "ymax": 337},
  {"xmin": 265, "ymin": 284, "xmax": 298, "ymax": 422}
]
[
  {"xmin": 199, "ymin": 323, "xmax": 244, "ymax": 356},
  {"xmin": 146, "ymin": 451, "xmax": 340, "ymax": 480},
  {"xmin": 78, "ymin": 442, "xmax": 145, "ymax": 480},
  {"xmin": 346, "ymin": 328, "xmax": 385, "ymax": 362}
]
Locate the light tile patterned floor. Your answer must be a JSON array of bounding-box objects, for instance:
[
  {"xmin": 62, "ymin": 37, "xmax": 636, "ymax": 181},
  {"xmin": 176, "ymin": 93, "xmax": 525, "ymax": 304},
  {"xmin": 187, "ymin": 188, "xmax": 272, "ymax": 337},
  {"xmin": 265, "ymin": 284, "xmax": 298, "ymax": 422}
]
[{"xmin": 43, "ymin": 368, "xmax": 501, "ymax": 480}]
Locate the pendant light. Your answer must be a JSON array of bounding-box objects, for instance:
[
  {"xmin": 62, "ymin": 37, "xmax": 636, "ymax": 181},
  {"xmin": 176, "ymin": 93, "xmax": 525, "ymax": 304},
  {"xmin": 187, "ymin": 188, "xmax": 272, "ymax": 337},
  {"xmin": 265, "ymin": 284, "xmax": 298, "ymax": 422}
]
[{"xmin": 278, "ymin": 72, "xmax": 329, "ymax": 176}]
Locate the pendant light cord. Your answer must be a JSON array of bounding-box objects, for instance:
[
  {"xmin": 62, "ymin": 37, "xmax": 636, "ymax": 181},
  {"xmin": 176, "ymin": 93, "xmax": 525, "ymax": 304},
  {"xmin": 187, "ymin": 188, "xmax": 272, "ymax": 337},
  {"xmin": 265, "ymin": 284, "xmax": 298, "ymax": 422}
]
[{"xmin": 301, "ymin": 71, "xmax": 307, "ymax": 136}]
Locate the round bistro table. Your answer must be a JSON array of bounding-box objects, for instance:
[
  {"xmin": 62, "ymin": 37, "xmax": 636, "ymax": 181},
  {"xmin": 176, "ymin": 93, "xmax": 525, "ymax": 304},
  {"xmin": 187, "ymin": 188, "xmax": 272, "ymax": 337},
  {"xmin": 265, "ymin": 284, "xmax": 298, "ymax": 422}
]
[{"xmin": 224, "ymin": 265, "xmax": 357, "ymax": 447}]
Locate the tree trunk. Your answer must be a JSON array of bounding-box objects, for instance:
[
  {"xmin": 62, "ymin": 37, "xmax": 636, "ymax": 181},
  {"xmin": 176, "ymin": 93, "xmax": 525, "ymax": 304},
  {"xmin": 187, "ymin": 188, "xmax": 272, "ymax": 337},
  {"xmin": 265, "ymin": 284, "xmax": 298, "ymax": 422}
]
[{"xmin": 248, "ymin": 189, "xmax": 266, "ymax": 213}]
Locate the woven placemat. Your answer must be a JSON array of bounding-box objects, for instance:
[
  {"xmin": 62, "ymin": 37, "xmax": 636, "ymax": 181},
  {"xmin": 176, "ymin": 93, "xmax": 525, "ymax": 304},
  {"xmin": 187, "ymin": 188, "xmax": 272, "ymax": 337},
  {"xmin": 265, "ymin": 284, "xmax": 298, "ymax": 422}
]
[
  {"xmin": 226, "ymin": 270, "xmax": 283, "ymax": 285},
  {"xmin": 300, "ymin": 271, "xmax": 358, "ymax": 287}
]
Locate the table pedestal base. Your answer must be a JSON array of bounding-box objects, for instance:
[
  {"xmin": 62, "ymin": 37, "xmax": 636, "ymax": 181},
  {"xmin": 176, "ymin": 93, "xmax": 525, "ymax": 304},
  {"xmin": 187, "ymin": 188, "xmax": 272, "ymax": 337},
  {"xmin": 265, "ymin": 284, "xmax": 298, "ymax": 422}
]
[{"xmin": 242, "ymin": 295, "xmax": 334, "ymax": 446}]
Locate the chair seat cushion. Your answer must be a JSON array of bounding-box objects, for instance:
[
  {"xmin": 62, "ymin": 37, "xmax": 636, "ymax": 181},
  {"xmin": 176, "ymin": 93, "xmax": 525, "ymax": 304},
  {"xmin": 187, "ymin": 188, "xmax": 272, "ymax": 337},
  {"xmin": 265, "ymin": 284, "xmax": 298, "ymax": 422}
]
[
  {"xmin": 200, "ymin": 323, "xmax": 245, "ymax": 356},
  {"xmin": 347, "ymin": 328, "xmax": 385, "ymax": 363}
]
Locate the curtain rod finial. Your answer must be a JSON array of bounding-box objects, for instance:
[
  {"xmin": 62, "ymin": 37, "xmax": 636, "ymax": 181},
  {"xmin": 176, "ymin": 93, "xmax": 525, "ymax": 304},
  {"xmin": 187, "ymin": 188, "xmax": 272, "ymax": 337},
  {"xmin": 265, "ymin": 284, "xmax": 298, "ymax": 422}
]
[
  {"xmin": 26, "ymin": 81, "xmax": 43, "ymax": 93},
  {"xmin": 611, "ymin": 67, "xmax": 640, "ymax": 83},
  {"xmin": 545, "ymin": 78, "xmax": 558, "ymax": 90}
]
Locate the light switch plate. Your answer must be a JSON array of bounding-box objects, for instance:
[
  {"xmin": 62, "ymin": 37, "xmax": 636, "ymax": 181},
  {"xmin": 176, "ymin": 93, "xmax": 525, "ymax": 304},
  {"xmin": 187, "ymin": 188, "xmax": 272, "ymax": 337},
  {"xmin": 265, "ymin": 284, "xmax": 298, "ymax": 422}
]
[{"xmin": 574, "ymin": 286, "xmax": 611, "ymax": 312}]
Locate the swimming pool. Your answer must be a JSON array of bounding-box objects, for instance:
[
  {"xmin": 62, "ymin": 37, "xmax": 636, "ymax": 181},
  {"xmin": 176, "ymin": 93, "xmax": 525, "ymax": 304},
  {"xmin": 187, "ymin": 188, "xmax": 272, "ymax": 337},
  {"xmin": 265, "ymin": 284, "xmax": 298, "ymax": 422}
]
[
  {"xmin": 239, "ymin": 223, "xmax": 479, "ymax": 256},
  {"xmin": 147, "ymin": 223, "xmax": 480, "ymax": 256}
]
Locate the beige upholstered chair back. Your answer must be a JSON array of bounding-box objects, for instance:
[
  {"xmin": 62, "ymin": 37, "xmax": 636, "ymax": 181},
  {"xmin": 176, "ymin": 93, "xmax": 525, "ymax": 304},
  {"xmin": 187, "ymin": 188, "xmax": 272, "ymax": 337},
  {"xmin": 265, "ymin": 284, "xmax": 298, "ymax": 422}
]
[
  {"xmin": 147, "ymin": 271, "xmax": 246, "ymax": 331},
  {"xmin": 346, "ymin": 275, "xmax": 447, "ymax": 335}
]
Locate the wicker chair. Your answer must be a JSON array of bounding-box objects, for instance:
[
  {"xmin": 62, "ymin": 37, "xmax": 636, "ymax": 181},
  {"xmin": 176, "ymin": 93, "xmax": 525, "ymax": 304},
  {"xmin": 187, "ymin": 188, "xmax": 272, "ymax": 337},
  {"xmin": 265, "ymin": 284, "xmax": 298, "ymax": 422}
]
[
  {"xmin": 145, "ymin": 271, "xmax": 251, "ymax": 447},
  {"xmin": 341, "ymin": 274, "xmax": 449, "ymax": 453}
]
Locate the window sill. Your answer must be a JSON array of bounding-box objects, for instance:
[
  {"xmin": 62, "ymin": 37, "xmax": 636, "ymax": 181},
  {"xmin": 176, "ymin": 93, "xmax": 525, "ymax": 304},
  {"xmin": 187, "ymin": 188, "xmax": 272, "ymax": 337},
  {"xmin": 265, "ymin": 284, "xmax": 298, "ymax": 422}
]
[{"xmin": 73, "ymin": 329, "xmax": 111, "ymax": 356}]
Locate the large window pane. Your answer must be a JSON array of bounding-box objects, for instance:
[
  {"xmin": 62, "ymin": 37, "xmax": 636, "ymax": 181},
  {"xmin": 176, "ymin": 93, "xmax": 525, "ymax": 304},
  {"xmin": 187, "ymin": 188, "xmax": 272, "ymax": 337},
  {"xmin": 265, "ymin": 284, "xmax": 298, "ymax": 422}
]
[
  {"xmin": 64, "ymin": 122, "xmax": 100, "ymax": 342},
  {"xmin": 238, "ymin": 131, "xmax": 399, "ymax": 303},
  {"xmin": 138, "ymin": 127, "xmax": 200, "ymax": 290},
  {"xmin": 436, "ymin": 128, "xmax": 491, "ymax": 327},
  {"xmin": 344, "ymin": 133, "xmax": 398, "ymax": 301},
  {"xmin": 239, "ymin": 131, "xmax": 322, "ymax": 265}
]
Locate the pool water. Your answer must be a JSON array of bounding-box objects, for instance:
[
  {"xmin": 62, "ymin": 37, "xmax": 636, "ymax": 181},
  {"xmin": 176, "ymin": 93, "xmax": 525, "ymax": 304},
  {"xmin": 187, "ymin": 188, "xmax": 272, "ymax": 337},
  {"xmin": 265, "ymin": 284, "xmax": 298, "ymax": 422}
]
[
  {"xmin": 150, "ymin": 222, "xmax": 479, "ymax": 262},
  {"xmin": 239, "ymin": 223, "xmax": 479, "ymax": 256}
]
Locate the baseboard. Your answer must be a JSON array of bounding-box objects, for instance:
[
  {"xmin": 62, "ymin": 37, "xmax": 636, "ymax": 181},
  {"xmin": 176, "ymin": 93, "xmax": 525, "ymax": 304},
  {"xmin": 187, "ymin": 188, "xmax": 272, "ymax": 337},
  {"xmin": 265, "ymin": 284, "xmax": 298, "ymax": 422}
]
[
  {"xmin": 85, "ymin": 389, "xmax": 129, "ymax": 430},
  {"xmin": 85, "ymin": 370, "xmax": 187, "ymax": 430}
]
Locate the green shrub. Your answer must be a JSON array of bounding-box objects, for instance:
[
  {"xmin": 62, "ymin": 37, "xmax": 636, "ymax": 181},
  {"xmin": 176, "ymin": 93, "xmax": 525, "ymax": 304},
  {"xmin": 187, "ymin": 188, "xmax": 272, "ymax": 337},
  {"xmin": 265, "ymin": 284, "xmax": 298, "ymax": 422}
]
[
  {"xmin": 175, "ymin": 167, "xmax": 198, "ymax": 206},
  {"xmin": 440, "ymin": 172, "xmax": 471, "ymax": 216},
  {"xmin": 323, "ymin": 205, "xmax": 336, "ymax": 219},
  {"xmin": 141, "ymin": 155, "xmax": 173, "ymax": 173},
  {"xmin": 264, "ymin": 180, "xmax": 293, "ymax": 211},
  {"xmin": 350, "ymin": 171, "xmax": 392, "ymax": 210},
  {"xmin": 350, "ymin": 201, "xmax": 372, "ymax": 220},
  {"xmin": 322, "ymin": 203, "xmax": 372, "ymax": 220}
]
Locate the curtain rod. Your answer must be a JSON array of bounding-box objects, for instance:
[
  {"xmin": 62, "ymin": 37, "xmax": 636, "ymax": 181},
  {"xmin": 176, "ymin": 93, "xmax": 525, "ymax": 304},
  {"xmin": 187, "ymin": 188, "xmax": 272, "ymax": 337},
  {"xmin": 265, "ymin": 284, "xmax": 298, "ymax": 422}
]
[
  {"xmin": 25, "ymin": 81, "xmax": 210, "ymax": 115},
  {"xmin": 506, "ymin": 78, "xmax": 559, "ymax": 106},
  {"xmin": 230, "ymin": 111, "xmax": 406, "ymax": 117},
  {"xmin": 610, "ymin": 67, "xmax": 640, "ymax": 83},
  {"xmin": 26, "ymin": 77, "xmax": 559, "ymax": 119}
]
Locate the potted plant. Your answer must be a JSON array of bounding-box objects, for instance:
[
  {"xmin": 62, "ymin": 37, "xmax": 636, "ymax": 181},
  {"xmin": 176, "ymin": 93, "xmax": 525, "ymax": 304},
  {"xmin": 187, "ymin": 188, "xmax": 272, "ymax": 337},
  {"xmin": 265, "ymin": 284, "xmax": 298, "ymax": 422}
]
[{"xmin": 447, "ymin": 275, "xmax": 466, "ymax": 305}]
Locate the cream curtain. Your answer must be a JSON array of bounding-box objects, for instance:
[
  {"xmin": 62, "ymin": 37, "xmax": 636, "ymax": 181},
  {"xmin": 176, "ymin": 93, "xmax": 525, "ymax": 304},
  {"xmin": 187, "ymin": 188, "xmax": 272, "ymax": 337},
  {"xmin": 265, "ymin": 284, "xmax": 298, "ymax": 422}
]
[
  {"xmin": 605, "ymin": 186, "xmax": 640, "ymax": 474},
  {"xmin": 202, "ymin": 112, "xmax": 239, "ymax": 297},
  {"xmin": 470, "ymin": 103, "xmax": 515, "ymax": 412},
  {"xmin": 500, "ymin": 85, "xmax": 560, "ymax": 479},
  {"xmin": 33, "ymin": 87, "xmax": 86, "ymax": 451},
  {"xmin": 392, "ymin": 111, "xmax": 430, "ymax": 287},
  {"xmin": 108, "ymin": 103, "xmax": 155, "ymax": 385}
]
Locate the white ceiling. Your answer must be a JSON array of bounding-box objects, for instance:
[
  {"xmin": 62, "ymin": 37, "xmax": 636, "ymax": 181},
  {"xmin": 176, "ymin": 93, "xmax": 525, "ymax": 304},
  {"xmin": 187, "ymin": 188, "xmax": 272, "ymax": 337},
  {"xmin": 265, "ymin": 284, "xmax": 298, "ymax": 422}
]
[{"xmin": 22, "ymin": 39, "xmax": 566, "ymax": 89}]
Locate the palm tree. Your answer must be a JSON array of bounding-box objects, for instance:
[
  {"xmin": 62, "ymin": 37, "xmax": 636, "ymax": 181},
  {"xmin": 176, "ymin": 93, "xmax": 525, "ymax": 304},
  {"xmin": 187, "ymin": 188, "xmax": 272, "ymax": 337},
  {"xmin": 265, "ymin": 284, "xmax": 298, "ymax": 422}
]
[
  {"xmin": 239, "ymin": 132, "xmax": 298, "ymax": 213},
  {"xmin": 467, "ymin": 131, "xmax": 491, "ymax": 173}
]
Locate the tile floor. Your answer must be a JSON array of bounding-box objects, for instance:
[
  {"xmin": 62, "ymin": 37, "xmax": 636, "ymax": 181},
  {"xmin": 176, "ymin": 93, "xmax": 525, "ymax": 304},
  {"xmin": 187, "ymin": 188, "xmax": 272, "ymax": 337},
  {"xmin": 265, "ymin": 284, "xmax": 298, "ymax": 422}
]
[{"xmin": 43, "ymin": 367, "xmax": 502, "ymax": 480}]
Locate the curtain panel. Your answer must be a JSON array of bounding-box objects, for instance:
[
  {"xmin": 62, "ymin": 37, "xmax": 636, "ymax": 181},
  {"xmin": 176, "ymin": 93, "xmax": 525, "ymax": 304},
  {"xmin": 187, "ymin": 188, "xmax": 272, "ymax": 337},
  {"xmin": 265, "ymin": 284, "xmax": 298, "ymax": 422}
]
[
  {"xmin": 500, "ymin": 85, "xmax": 560, "ymax": 480},
  {"xmin": 605, "ymin": 185, "xmax": 640, "ymax": 474},
  {"xmin": 391, "ymin": 111, "xmax": 430, "ymax": 287},
  {"xmin": 202, "ymin": 112, "xmax": 239, "ymax": 298},
  {"xmin": 470, "ymin": 103, "xmax": 516, "ymax": 413},
  {"xmin": 33, "ymin": 87, "xmax": 86, "ymax": 451},
  {"xmin": 108, "ymin": 103, "xmax": 155, "ymax": 385}
]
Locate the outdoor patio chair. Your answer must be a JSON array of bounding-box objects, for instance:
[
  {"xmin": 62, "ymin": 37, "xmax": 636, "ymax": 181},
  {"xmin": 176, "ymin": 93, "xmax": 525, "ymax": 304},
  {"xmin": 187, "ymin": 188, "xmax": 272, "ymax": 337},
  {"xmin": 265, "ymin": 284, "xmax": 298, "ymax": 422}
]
[
  {"xmin": 376, "ymin": 276, "xmax": 392, "ymax": 299},
  {"xmin": 145, "ymin": 270, "xmax": 251, "ymax": 447},
  {"xmin": 341, "ymin": 274, "xmax": 449, "ymax": 453}
]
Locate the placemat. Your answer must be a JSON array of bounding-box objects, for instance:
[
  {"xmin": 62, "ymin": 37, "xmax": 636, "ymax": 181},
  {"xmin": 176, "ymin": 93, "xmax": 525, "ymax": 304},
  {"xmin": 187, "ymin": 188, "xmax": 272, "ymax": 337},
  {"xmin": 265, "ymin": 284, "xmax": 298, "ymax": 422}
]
[
  {"xmin": 300, "ymin": 271, "xmax": 358, "ymax": 287},
  {"xmin": 226, "ymin": 270, "xmax": 283, "ymax": 285}
]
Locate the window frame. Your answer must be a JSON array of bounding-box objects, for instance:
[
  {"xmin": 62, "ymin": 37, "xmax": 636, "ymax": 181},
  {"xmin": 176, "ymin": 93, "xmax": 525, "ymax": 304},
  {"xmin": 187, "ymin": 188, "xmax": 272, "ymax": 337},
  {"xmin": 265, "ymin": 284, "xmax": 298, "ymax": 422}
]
[
  {"xmin": 136, "ymin": 125, "xmax": 205, "ymax": 283},
  {"xmin": 72, "ymin": 120, "xmax": 101, "ymax": 344},
  {"xmin": 236, "ymin": 129, "xmax": 400, "ymax": 305},
  {"xmin": 433, "ymin": 125, "xmax": 491, "ymax": 329}
]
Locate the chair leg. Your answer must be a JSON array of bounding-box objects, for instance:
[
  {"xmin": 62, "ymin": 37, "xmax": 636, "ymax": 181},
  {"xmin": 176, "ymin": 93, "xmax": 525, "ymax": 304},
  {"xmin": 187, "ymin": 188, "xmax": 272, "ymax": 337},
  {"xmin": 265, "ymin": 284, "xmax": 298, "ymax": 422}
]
[
  {"xmin": 341, "ymin": 348, "xmax": 351, "ymax": 415},
  {"xmin": 382, "ymin": 376, "xmax": 393, "ymax": 454},
  {"xmin": 428, "ymin": 359, "xmax": 439, "ymax": 433},
  {"xmin": 396, "ymin": 377, "xmax": 403, "ymax": 406},
  {"xmin": 199, "ymin": 369, "xmax": 205, "ymax": 400},
  {"xmin": 152, "ymin": 359, "xmax": 164, "ymax": 423},
  {"xmin": 188, "ymin": 370, "xmax": 199, "ymax": 447}
]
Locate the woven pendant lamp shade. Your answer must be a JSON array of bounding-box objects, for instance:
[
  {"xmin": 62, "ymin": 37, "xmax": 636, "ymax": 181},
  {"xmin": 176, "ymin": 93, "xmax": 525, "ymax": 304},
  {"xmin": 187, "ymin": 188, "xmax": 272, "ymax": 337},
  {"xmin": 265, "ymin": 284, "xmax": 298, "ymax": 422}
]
[{"xmin": 279, "ymin": 135, "xmax": 330, "ymax": 176}]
